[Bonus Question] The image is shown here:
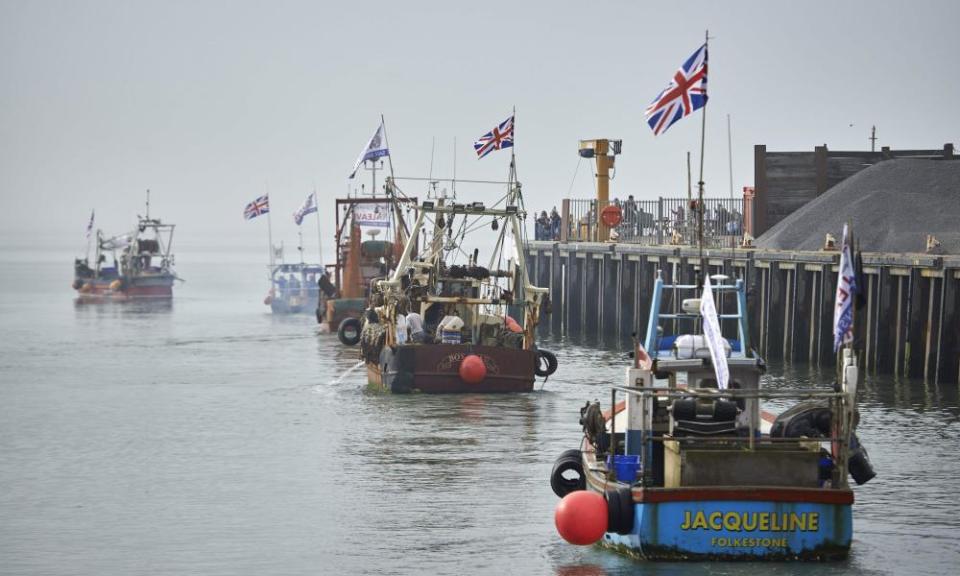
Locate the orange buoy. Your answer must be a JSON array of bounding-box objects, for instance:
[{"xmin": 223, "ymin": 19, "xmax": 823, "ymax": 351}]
[
  {"xmin": 600, "ymin": 204, "xmax": 622, "ymax": 227},
  {"xmin": 459, "ymin": 354, "xmax": 487, "ymax": 384},
  {"xmin": 555, "ymin": 490, "xmax": 608, "ymax": 545}
]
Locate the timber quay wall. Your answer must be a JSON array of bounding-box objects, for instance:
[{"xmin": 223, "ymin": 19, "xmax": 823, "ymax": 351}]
[{"xmin": 525, "ymin": 240, "xmax": 960, "ymax": 384}]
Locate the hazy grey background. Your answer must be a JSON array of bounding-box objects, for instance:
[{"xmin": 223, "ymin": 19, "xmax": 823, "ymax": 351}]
[{"xmin": 2, "ymin": 0, "xmax": 958, "ymax": 260}]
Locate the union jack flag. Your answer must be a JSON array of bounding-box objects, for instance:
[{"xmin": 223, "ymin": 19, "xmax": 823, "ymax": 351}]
[
  {"xmin": 474, "ymin": 115, "xmax": 514, "ymax": 159},
  {"xmin": 244, "ymin": 194, "xmax": 270, "ymax": 220},
  {"xmin": 644, "ymin": 43, "xmax": 708, "ymax": 136}
]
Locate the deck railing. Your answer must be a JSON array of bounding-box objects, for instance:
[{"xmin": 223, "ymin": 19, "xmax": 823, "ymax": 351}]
[{"xmin": 534, "ymin": 196, "xmax": 751, "ymax": 247}]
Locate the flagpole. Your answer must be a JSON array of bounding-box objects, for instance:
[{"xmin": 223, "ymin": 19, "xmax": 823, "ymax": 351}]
[
  {"xmin": 265, "ymin": 183, "xmax": 274, "ymax": 270},
  {"xmin": 85, "ymin": 209, "xmax": 94, "ymax": 261},
  {"xmin": 382, "ymin": 114, "xmax": 395, "ymax": 182},
  {"xmin": 696, "ymin": 29, "xmax": 709, "ymax": 287},
  {"xmin": 510, "ymin": 105, "xmax": 518, "ymax": 205},
  {"xmin": 313, "ymin": 187, "xmax": 324, "ymax": 267}
]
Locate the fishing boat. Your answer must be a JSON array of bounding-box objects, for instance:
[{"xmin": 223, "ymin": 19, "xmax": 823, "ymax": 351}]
[
  {"xmin": 357, "ymin": 170, "xmax": 558, "ymax": 393},
  {"xmin": 264, "ymin": 262, "xmax": 328, "ymax": 314},
  {"xmin": 73, "ymin": 193, "xmax": 180, "ymax": 301},
  {"xmin": 317, "ymin": 118, "xmax": 418, "ymax": 337},
  {"xmin": 321, "ymin": 190, "xmax": 417, "ymax": 335},
  {"xmin": 549, "ymin": 269, "xmax": 875, "ymax": 560}
]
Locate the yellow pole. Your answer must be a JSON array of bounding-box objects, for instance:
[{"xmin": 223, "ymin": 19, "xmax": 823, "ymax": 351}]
[{"xmin": 579, "ymin": 139, "xmax": 614, "ymax": 242}]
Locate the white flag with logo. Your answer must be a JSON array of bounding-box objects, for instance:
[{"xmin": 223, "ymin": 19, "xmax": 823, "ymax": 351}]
[
  {"xmin": 293, "ymin": 192, "xmax": 317, "ymax": 225},
  {"xmin": 699, "ymin": 274, "xmax": 729, "ymax": 389},
  {"xmin": 348, "ymin": 121, "xmax": 390, "ymax": 179}
]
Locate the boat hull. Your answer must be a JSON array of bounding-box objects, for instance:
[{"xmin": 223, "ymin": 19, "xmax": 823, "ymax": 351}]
[
  {"xmin": 74, "ymin": 275, "xmax": 174, "ymax": 300},
  {"xmin": 269, "ymin": 293, "xmax": 319, "ymax": 314},
  {"xmin": 583, "ymin": 460, "xmax": 852, "ymax": 561},
  {"xmin": 367, "ymin": 344, "xmax": 535, "ymax": 393},
  {"xmin": 601, "ymin": 496, "xmax": 851, "ymax": 560}
]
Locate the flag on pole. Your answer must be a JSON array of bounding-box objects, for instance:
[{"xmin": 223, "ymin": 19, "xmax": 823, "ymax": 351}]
[
  {"xmin": 644, "ymin": 43, "xmax": 708, "ymax": 136},
  {"xmin": 699, "ymin": 274, "xmax": 729, "ymax": 389},
  {"xmin": 833, "ymin": 223, "xmax": 858, "ymax": 352},
  {"xmin": 349, "ymin": 121, "xmax": 390, "ymax": 179},
  {"xmin": 293, "ymin": 192, "xmax": 317, "ymax": 225},
  {"xmin": 85, "ymin": 210, "xmax": 95, "ymax": 238},
  {"xmin": 474, "ymin": 115, "xmax": 514, "ymax": 159},
  {"xmin": 244, "ymin": 195, "xmax": 270, "ymax": 220}
]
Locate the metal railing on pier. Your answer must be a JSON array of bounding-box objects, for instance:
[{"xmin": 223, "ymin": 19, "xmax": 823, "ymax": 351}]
[{"xmin": 545, "ymin": 197, "xmax": 750, "ymax": 247}]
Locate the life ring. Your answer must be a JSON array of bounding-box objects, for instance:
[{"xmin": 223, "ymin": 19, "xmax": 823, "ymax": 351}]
[
  {"xmin": 337, "ymin": 317, "xmax": 362, "ymax": 346},
  {"xmin": 534, "ymin": 349, "xmax": 558, "ymax": 377},
  {"xmin": 606, "ymin": 487, "xmax": 635, "ymax": 535},
  {"xmin": 600, "ymin": 204, "xmax": 622, "ymax": 227},
  {"xmin": 550, "ymin": 449, "xmax": 586, "ymax": 498}
]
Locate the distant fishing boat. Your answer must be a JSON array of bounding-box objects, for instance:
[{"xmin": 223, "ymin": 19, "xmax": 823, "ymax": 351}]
[
  {"xmin": 549, "ymin": 269, "xmax": 875, "ymax": 560},
  {"xmin": 264, "ymin": 262, "xmax": 327, "ymax": 314},
  {"xmin": 73, "ymin": 192, "xmax": 180, "ymax": 301}
]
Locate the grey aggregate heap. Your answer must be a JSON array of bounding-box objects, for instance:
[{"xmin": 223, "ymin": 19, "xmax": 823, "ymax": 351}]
[{"xmin": 756, "ymin": 158, "xmax": 960, "ymax": 254}]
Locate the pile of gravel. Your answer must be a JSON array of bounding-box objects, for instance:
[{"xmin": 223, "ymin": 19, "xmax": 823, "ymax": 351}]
[{"xmin": 756, "ymin": 158, "xmax": 960, "ymax": 254}]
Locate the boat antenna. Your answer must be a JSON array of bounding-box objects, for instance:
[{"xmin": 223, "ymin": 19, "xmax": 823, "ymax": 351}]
[
  {"xmin": 452, "ymin": 136, "xmax": 457, "ymax": 199},
  {"xmin": 428, "ymin": 136, "xmax": 436, "ymax": 197},
  {"xmin": 146, "ymin": 189, "xmax": 151, "ymax": 220}
]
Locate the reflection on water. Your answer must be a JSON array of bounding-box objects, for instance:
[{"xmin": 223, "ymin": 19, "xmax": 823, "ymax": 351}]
[
  {"xmin": 73, "ymin": 297, "xmax": 174, "ymax": 315},
  {"xmin": 0, "ymin": 256, "xmax": 958, "ymax": 576}
]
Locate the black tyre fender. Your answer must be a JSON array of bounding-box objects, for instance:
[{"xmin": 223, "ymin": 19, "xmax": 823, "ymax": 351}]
[
  {"xmin": 606, "ymin": 487, "xmax": 635, "ymax": 535},
  {"xmin": 550, "ymin": 449, "xmax": 585, "ymax": 498},
  {"xmin": 534, "ymin": 349, "xmax": 558, "ymax": 377},
  {"xmin": 337, "ymin": 317, "xmax": 362, "ymax": 346}
]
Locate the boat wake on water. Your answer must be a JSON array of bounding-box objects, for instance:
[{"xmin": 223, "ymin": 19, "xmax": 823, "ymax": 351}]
[{"xmin": 321, "ymin": 361, "xmax": 365, "ymax": 391}]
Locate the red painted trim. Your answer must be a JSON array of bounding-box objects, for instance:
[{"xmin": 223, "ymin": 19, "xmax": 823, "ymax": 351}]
[
  {"xmin": 602, "ymin": 400, "xmax": 626, "ymax": 420},
  {"xmin": 632, "ymin": 487, "xmax": 854, "ymax": 505}
]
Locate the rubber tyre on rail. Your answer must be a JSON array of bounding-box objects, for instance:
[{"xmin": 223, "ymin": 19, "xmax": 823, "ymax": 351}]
[
  {"xmin": 606, "ymin": 487, "xmax": 635, "ymax": 535},
  {"xmin": 337, "ymin": 317, "xmax": 362, "ymax": 346}
]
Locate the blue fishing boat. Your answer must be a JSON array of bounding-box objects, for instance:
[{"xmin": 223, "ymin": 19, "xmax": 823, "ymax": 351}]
[{"xmin": 550, "ymin": 271, "xmax": 875, "ymax": 560}]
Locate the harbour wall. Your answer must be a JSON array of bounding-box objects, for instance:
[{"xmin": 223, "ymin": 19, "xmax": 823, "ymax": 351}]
[{"xmin": 525, "ymin": 241, "xmax": 960, "ymax": 384}]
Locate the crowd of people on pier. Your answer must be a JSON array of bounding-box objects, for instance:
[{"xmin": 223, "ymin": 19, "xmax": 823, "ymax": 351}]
[{"xmin": 537, "ymin": 196, "xmax": 743, "ymax": 244}]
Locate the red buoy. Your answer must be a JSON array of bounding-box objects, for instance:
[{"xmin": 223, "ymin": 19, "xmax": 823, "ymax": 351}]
[
  {"xmin": 459, "ymin": 354, "xmax": 487, "ymax": 384},
  {"xmin": 555, "ymin": 490, "xmax": 608, "ymax": 545}
]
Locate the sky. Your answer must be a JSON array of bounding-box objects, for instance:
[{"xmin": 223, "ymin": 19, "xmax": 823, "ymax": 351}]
[{"xmin": 1, "ymin": 0, "xmax": 957, "ymax": 259}]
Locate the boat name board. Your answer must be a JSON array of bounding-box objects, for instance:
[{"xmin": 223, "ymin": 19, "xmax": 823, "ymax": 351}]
[
  {"xmin": 679, "ymin": 510, "xmax": 819, "ymax": 533},
  {"xmin": 436, "ymin": 352, "xmax": 501, "ymax": 375}
]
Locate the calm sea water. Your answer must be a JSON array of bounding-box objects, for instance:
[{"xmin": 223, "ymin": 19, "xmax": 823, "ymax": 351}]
[{"xmin": 1, "ymin": 247, "xmax": 958, "ymax": 576}]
